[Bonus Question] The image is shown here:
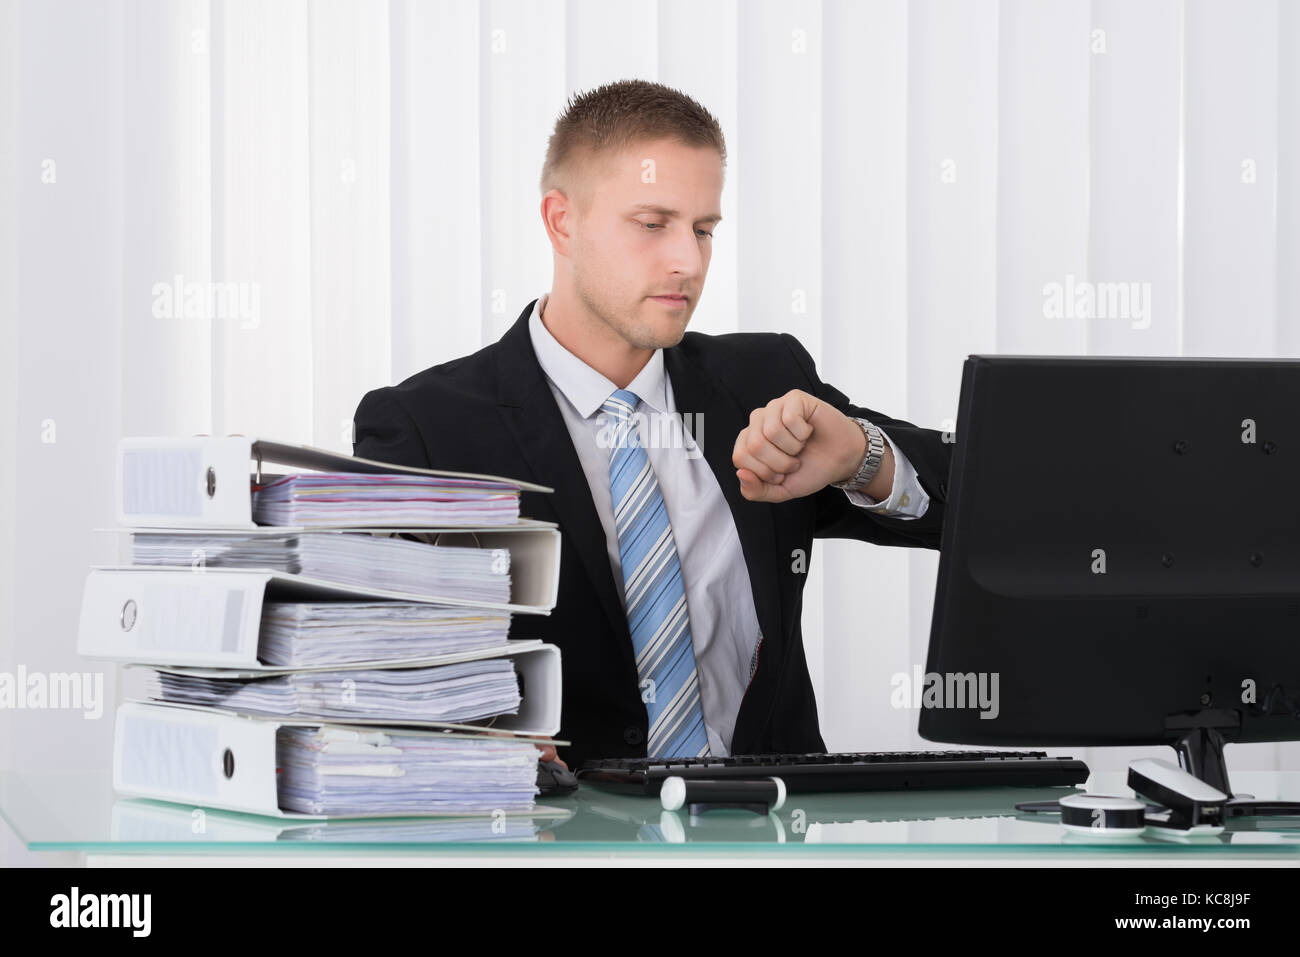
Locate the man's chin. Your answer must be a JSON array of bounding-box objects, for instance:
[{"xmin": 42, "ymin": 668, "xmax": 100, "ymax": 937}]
[
  {"xmin": 638, "ymin": 304, "xmax": 691, "ymax": 347},
  {"xmin": 643, "ymin": 326, "xmax": 688, "ymax": 350}
]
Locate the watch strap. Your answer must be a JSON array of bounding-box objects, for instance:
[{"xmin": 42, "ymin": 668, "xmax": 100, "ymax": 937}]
[{"xmin": 831, "ymin": 417, "xmax": 885, "ymax": 492}]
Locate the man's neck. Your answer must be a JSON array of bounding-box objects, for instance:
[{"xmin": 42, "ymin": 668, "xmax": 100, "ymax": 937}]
[{"xmin": 539, "ymin": 291, "xmax": 654, "ymax": 390}]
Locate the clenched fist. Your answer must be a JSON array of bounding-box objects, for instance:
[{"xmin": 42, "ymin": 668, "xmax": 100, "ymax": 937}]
[{"xmin": 732, "ymin": 389, "xmax": 887, "ymax": 503}]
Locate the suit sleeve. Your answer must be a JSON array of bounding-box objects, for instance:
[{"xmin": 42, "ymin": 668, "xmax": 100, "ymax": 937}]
[
  {"xmin": 778, "ymin": 333, "xmax": 952, "ymax": 550},
  {"xmin": 352, "ymin": 387, "xmax": 432, "ymax": 470}
]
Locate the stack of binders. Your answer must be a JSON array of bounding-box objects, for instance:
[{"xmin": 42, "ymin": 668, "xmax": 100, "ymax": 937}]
[{"xmin": 78, "ymin": 436, "xmax": 566, "ymax": 821}]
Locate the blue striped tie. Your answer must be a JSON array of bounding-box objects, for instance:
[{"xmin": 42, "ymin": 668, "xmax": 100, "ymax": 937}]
[{"xmin": 601, "ymin": 388, "xmax": 710, "ymax": 758}]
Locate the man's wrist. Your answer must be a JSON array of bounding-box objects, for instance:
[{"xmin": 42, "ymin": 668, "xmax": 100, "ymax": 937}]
[
  {"xmin": 835, "ymin": 418, "xmax": 869, "ymax": 485},
  {"xmin": 831, "ymin": 417, "xmax": 885, "ymax": 491}
]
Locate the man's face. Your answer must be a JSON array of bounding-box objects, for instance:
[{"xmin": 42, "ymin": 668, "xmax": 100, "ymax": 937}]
[{"xmin": 565, "ymin": 137, "xmax": 723, "ymax": 350}]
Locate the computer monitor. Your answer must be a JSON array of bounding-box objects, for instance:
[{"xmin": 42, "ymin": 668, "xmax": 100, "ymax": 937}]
[{"xmin": 919, "ymin": 355, "xmax": 1300, "ymax": 802}]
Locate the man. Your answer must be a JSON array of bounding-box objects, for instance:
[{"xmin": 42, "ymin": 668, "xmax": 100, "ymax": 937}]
[{"xmin": 353, "ymin": 79, "xmax": 953, "ymax": 770}]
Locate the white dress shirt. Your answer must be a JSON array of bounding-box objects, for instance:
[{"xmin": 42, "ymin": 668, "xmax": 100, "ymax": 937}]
[{"xmin": 527, "ymin": 293, "xmax": 930, "ymax": 754}]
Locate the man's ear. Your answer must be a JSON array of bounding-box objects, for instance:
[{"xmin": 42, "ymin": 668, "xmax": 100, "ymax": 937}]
[{"xmin": 541, "ymin": 188, "xmax": 577, "ymax": 258}]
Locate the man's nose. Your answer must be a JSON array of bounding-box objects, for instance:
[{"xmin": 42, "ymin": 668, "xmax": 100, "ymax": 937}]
[{"xmin": 663, "ymin": 223, "xmax": 705, "ymax": 279}]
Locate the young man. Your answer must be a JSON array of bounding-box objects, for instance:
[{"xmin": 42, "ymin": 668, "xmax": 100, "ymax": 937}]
[{"xmin": 353, "ymin": 79, "xmax": 953, "ymax": 770}]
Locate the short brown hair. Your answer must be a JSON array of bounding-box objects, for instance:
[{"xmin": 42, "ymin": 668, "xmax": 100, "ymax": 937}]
[{"xmin": 539, "ymin": 78, "xmax": 727, "ymax": 212}]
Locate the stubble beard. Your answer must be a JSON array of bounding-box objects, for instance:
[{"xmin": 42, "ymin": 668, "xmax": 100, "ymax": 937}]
[{"xmin": 574, "ymin": 271, "xmax": 686, "ymax": 352}]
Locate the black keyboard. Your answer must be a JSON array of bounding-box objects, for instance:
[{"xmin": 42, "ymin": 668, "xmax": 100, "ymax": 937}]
[{"xmin": 577, "ymin": 750, "xmax": 1089, "ymax": 795}]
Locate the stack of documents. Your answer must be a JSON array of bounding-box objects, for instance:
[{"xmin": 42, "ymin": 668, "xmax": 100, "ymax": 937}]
[
  {"xmin": 259, "ymin": 602, "xmax": 510, "ymax": 667},
  {"xmin": 276, "ymin": 726, "xmax": 541, "ymax": 815},
  {"xmin": 252, "ymin": 472, "xmax": 521, "ymax": 527},
  {"xmin": 77, "ymin": 435, "xmax": 567, "ymax": 820},
  {"xmin": 77, "ymin": 571, "xmax": 529, "ymax": 669},
  {"xmin": 146, "ymin": 658, "xmax": 523, "ymax": 723},
  {"xmin": 130, "ymin": 531, "xmax": 512, "ymax": 606}
]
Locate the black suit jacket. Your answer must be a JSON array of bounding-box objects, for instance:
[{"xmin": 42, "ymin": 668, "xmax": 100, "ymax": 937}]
[{"xmin": 352, "ymin": 299, "xmax": 953, "ymax": 767}]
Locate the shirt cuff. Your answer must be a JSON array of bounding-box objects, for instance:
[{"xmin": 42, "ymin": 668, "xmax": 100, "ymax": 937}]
[{"xmin": 841, "ymin": 425, "xmax": 930, "ymax": 520}]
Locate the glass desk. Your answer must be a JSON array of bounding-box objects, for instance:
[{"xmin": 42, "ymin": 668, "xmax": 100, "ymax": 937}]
[{"xmin": 4, "ymin": 770, "xmax": 1300, "ymax": 865}]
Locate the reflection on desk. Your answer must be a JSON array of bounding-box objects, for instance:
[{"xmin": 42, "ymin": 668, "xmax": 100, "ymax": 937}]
[{"xmin": 3, "ymin": 770, "xmax": 1299, "ymax": 857}]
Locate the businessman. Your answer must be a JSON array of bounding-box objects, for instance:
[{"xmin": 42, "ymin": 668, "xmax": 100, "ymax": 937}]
[{"xmin": 353, "ymin": 79, "xmax": 953, "ymax": 769}]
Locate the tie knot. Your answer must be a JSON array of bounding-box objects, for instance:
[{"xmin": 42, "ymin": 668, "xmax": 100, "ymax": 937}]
[{"xmin": 601, "ymin": 388, "xmax": 640, "ymax": 421}]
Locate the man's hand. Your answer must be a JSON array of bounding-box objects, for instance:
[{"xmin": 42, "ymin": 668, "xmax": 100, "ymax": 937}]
[
  {"xmin": 534, "ymin": 737, "xmax": 568, "ymax": 770},
  {"xmin": 732, "ymin": 389, "xmax": 870, "ymax": 503},
  {"xmin": 484, "ymin": 729, "xmax": 568, "ymax": 769}
]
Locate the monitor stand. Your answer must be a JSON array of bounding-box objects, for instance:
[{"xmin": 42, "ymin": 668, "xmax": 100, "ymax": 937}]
[{"xmin": 1172, "ymin": 726, "xmax": 1300, "ymax": 819}]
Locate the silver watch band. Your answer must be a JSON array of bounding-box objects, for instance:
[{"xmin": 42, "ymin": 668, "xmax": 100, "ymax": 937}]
[{"xmin": 831, "ymin": 418, "xmax": 885, "ymax": 492}]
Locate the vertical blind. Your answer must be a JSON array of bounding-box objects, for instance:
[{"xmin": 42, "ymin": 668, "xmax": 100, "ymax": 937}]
[{"xmin": 5, "ymin": 0, "xmax": 1297, "ymax": 780}]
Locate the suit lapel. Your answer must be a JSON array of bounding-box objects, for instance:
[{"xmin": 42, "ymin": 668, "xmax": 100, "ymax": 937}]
[{"xmin": 494, "ymin": 303, "xmax": 635, "ymax": 670}]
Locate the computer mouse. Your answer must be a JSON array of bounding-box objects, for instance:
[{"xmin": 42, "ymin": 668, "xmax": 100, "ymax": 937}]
[{"xmin": 536, "ymin": 759, "xmax": 579, "ymax": 796}]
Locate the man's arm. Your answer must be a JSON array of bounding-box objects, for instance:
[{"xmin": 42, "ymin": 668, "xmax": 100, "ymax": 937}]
[
  {"xmin": 793, "ymin": 332, "xmax": 950, "ymax": 548},
  {"xmin": 730, "ymin": 334, "xmax": 952, "ymax": 549},
  {"xmin": 352, "ymin": 388, "xmax": 432, "ymax": 469}
]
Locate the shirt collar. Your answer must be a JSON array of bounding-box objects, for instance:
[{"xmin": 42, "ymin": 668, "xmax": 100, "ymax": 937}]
[{"xmin": 528, "ymin": 292, "xmax": 669, "ymax": 418}]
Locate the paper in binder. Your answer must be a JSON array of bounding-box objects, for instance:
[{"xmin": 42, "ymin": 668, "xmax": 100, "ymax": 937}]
[
  {"xmin": 78, "ymin": 566, "xmax": 552, "ymax": 678},
  {"xmin": 145, "ymin": 657, "xmax": 523, "ymax": 725},
  {"xmin": 78, "ymin": 568, "xmax": 515, "ymax": 668},
  {"xmin": 277, "ymin": 726, "xmax": 539, "ymax": 816},
  {"xmin": 253, "ymin": 602, "xmax": 510, "ymax": 667},
  {"xmin": 130, "ymin": 530, "xmax": 511, "ymax": 604},
  {"xmin": 138, "ymin": 641, "xmax": 563, "ymax": 736},
  {"xmin": 97, "ymin": 521, "xmax": 561, "ymax": 614},
  {"xmin": 117, "ymin": 435, "xmax": 551, "ymax": 529},
  {"xmin": 113, "ymin": 701, "xmax": 563, "ymax": 819},
  {"xmin": 252, "ymin": 472, "xmax": 523, "ymax": 527},
  {"xmin": 78, "ymin": 553, "xmax": 551, "ymax": 670}
]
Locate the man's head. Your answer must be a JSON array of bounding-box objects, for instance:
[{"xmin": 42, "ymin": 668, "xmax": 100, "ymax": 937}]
[{"xmin": 539, "ymin": 79, "xmax": 726, "ymax": 353}]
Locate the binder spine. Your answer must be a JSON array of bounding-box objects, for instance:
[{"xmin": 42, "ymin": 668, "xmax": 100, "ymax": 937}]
[
  {"xmin": 117, "ymin": 437, "xmax": 256, "ymax": 529},
  {"xmin": 77, "ymin": 568, "xmax": 268, "ymax": 668},
  {"xmin": 113, "ymin": 702, "xmax": 281, "ymax": 816}
]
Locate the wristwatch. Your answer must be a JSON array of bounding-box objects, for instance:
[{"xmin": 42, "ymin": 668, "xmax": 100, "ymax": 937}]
[{"xmin": 831, "ymin": 417, "xmax": 885, "ymax": 492}]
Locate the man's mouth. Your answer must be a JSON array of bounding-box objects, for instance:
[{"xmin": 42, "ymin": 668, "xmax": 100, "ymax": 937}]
[{"xmin": 650, "ymin": 294, "xmax": 688, "ymax": 308}]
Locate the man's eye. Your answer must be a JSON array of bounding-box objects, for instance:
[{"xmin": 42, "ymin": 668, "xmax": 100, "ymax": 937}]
[{"xmin": 638, "ymin": 221, "xmax": 711, "ymax": 237}]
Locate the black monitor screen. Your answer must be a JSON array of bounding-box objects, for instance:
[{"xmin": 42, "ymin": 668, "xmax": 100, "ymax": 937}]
[{"xmin": 920, "ymin": 355, "xmax": 1300, "ymax": 759}]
